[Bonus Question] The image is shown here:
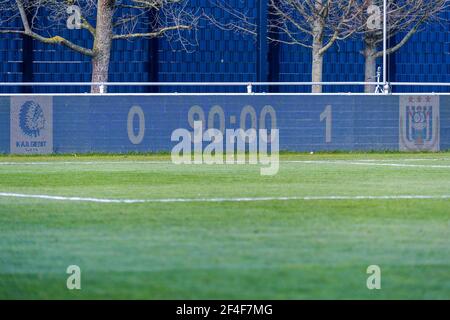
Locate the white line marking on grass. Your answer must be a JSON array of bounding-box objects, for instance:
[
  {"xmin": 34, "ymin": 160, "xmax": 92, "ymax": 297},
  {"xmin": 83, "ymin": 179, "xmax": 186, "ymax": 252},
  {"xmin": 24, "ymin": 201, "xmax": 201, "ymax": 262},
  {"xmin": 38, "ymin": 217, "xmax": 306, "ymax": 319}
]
[
  {"xmin": 346, "ymin": 158, "xmax": 450, "ymax": 162},
  {"xmin": 0, "ymin": 192, "xmax": 449, "ymax": 204},
  {"xmin": 1, "ymin": 159, "xmax": 450, "ymax": 168},
  {"xmin": 0, "ymin": 161, "xmax": 173, "ymax": 166},
  {"xmin": 285, "ymin": 160, "xmax": 450, "ymax": 168}
]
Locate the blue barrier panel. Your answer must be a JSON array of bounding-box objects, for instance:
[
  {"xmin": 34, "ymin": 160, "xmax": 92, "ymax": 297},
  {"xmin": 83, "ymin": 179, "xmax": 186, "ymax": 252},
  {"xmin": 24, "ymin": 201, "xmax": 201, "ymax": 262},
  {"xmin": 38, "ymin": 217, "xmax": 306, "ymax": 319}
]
[
  {"xmin": 0, "ymin": 97, "xmax": 9, "ymax": 153},
  {"xmin": 0, "ymin": 94, "xmax": 447, "ymax": 154},
  {"xmin": 441, "ymin": 96, "xmax": 450, "ymax": 151}
]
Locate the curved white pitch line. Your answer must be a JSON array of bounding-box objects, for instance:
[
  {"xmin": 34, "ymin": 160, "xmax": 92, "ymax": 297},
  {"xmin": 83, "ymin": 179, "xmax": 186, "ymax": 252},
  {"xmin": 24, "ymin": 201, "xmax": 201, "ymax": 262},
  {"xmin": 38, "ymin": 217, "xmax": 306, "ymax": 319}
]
[{"xmin": 0, "ymin": 192, "xmax": 449, "ymax": 204}]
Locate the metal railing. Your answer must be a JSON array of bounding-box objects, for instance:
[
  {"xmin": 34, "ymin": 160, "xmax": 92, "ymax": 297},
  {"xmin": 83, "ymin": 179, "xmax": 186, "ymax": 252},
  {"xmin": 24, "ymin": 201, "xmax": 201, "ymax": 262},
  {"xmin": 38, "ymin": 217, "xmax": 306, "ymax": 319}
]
[{"xmin": 0, "ymin": 81, "xmax": 449, "ymax": 94}]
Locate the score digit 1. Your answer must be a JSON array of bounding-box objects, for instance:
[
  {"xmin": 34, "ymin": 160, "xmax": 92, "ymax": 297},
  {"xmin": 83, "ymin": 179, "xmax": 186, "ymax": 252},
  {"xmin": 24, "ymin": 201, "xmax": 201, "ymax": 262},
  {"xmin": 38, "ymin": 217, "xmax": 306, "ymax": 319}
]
[{"xmin": 320, "ymin": 105, "xmax": 332, "ymax": 143}]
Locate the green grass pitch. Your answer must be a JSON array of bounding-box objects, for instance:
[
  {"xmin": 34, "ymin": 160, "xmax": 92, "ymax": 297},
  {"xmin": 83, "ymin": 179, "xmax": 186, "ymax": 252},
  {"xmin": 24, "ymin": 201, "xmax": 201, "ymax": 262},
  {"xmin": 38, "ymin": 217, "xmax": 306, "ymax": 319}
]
[{"xmin": 0, "ymin": 153, "xmax": 449, "ymax": 299}]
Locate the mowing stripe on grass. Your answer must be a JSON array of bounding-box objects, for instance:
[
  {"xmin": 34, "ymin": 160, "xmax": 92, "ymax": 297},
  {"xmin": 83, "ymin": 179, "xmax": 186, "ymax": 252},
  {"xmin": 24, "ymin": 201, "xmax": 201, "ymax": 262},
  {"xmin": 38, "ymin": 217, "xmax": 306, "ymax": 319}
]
[
  {"xmin": 1, "ymin": 192, "xmax": 450, "ymax": 204},
  {"xmin": 0, "ymin": 159, "xmax": 450, "ymax": 168}
]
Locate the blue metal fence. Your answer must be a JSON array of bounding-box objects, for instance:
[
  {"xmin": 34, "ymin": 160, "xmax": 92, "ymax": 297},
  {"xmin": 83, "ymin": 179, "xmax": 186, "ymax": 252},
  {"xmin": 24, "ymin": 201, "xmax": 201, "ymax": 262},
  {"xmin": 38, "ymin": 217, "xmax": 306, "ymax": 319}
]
[{"xmin": 0, "ymin": 2, "xmax": 449, "ymax": 93}]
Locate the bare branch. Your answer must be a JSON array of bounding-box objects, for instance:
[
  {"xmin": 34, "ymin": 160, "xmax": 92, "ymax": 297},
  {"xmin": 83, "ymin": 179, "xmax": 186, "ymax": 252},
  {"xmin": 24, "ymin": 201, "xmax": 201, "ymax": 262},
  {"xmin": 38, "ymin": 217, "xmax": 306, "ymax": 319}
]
[
  {"xmin": 203, "ymin": 0, "xmax": 256, "ymax": 36},
  {"xmin": 113, "ymin": 24, "xmax": 191, "ymax": 39},
  {"xmin": 358, "ymin": 0, "xmax": 449, "ymax": 57}
]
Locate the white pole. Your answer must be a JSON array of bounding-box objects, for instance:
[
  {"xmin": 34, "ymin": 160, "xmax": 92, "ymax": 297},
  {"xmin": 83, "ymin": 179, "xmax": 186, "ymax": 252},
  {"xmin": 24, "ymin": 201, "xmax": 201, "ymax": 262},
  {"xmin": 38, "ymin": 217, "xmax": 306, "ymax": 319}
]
[
  {"xmin": 383, "ymin": 0, "xmax": 388, "ymax": 92},
  {"xmin": 247, "ymin": 83, "xmax": 253, "ymax": 94}
]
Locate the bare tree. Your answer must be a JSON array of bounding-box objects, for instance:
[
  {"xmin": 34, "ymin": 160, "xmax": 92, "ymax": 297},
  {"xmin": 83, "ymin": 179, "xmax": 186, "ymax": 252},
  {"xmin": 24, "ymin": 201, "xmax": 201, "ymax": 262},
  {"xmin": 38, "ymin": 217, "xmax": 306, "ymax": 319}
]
[
  {"xmin": 0, "ymin": 0, "xmax": 199, "ymax": 92},
  {"xmin": 268, "ymin": 0, "xmax": 362, "ymax": 92},
  {"xmin": 207, "ymin": 1, "xmax": 364, "ymax": 93},
  {"xmin": 358, "ymin": 0, "xmax": 449, "ymax": 93}
]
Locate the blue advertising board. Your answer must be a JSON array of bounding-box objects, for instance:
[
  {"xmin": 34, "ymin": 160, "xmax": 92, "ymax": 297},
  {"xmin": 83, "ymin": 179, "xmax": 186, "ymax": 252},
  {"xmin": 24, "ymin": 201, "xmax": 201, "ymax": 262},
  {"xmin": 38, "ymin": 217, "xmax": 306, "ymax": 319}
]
[{"xmin": 0, "ymin": 94, "xmax": 447, "ymax": 154}]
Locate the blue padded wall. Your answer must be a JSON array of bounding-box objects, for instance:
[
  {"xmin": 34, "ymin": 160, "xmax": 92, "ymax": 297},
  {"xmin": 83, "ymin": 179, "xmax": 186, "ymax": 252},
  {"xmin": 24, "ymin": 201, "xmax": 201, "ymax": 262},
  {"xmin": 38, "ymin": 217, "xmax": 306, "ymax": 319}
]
[{"xmin": 0, "ymin": 94, "xmax": 447, "ymax": 154}]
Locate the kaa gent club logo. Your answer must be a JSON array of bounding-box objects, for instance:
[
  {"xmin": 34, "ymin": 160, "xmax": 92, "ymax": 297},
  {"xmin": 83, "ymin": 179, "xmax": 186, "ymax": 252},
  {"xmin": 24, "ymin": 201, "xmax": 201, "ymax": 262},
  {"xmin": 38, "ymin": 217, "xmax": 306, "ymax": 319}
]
[
  {"xmin": 19, "ymin": 101, "xmax": 46, "ymax": 138},
  {"xmin": 10, "ymin": 97, "xmax": 53, "ymax": 154},
  {"xmin": 399, "ymin": 96, "xmax": 440, "ymax": 152}
]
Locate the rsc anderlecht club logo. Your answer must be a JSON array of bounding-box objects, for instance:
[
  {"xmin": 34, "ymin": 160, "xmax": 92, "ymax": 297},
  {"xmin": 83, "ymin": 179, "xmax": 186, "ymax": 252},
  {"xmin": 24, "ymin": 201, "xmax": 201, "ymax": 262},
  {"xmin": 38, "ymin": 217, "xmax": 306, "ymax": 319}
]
[{"xmin": 19, "ymin": 101, "xmax": 46, "ymax": 138}]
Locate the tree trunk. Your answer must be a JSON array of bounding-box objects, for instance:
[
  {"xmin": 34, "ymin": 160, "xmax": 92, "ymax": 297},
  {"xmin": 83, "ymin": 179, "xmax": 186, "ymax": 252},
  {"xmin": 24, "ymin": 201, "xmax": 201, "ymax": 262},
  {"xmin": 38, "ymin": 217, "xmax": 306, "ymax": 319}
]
[
  {"xmin": 91, "ymin": 0, "xmax": 114, "ymax": 93},
  {"xmin": 312, "ymin": 44, "xmax": 324, "ymax": 93},
  {"xmin": 364, "ymin": 39, "xmax": 378, "ymax": 93},
  {"xmin": 311, "ymin": 3, "xmax": 324, "ymax": 93}
]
